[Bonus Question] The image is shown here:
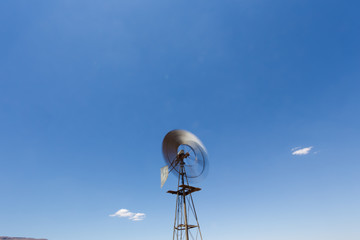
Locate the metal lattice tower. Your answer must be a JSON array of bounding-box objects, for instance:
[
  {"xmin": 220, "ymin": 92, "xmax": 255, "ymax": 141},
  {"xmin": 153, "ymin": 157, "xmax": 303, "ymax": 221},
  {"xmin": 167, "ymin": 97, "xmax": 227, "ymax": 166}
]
[{"xmin": 167, "ymin": 153, "xmax": 203, "ymax": 240}]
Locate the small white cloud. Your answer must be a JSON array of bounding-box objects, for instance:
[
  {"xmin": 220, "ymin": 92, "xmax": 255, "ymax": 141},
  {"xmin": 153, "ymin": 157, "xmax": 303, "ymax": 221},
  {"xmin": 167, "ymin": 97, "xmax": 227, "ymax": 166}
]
[
  {"xmin": 292, "ymin": 146, "xmax": 313, "ymax": 155},
  {"xmin": 131, "ymin": 213, "xmax": 146, "ymax": 221},
  {"xmin": 110, "ymin": 209, "xmax": 146, "ymax": 221}
]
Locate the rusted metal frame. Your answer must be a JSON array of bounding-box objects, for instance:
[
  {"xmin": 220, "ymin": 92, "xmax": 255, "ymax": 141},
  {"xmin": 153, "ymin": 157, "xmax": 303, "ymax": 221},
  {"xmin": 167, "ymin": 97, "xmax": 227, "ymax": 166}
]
[
  {"xmin": 181, "ymin": 163, "xmax": 190, "ymax": 240},
  {"xmin": 173, "ymin": 170, "xmax": 181, "ymax": 240},
  {"xmin": 168, "ymin": 156, "xmax": 180, "ymax": 174},
  {"xmin": 167, "ymin": 188, "xmax": 201, "ymax": 196},
  {"xmin": 185, "ymin": 173, "xmax": 203, "ymax": 240},
  {"xmin": 185, "ymin": 197, "xmax": 198, "ymax": 240},
  {"xmin": 175, "ymin": 224, "xmax": 197, "ymax": 230},
  {"xmin": 179, "ymin": 185, "xmax": 202, "ymax": 190},
  {"xmin": 170, "ymin": 154, "xmax": 203, "ymax": 240}
]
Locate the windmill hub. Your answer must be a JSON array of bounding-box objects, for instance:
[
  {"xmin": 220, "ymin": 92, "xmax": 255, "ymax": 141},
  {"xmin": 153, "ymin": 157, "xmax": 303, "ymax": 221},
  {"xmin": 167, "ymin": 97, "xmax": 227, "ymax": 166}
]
[{"xmin": 177, "ymin": 150, "xmax": 190, "ymax": 162}]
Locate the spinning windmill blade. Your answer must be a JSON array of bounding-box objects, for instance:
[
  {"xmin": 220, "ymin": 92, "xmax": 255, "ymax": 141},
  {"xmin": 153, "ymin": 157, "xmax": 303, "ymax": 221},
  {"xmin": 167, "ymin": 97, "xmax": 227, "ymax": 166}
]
[{"xmin": 162, "ymin": 129, "xmax": 208, "ymax": 179}]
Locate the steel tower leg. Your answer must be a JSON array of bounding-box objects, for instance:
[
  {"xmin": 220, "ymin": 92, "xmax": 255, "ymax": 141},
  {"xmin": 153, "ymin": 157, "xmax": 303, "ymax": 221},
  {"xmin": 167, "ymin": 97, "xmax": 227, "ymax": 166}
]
[
  {"xmin": 169, "ymin": 160, "xmax": 203, "ymax": 240},
  {"xmin": 181, "ymin": 165, "xmax": 189, "ymax": 240}
]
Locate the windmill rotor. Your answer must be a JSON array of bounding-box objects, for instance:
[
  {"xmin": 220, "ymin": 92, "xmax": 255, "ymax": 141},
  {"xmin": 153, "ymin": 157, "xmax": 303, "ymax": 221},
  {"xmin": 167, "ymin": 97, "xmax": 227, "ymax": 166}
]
[{"xmin": 162, "ymin": 129, "xmax": 208, "ymax": 179}]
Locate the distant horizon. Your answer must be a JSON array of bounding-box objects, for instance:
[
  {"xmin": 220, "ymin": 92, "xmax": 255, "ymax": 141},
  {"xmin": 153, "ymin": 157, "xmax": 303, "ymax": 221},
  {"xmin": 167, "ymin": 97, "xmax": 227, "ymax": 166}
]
[{"xmin": 0, "ymin": 237, "xmax": 47, "ymax": 240}]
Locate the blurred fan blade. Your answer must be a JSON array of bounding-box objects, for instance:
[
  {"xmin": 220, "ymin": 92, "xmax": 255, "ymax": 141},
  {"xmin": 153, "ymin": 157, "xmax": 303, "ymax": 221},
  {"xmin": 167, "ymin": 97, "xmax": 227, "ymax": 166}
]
[{"xmin": 162, "ymin": 130, "xmax": 208, "ymax": 180}]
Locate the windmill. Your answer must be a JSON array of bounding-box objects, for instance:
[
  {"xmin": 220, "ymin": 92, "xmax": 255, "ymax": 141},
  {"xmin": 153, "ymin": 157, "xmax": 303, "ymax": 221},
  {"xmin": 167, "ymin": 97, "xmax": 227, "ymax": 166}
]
[{"xmin": 161, "ymin": 130, "xmax": 209, "ymax": 240}]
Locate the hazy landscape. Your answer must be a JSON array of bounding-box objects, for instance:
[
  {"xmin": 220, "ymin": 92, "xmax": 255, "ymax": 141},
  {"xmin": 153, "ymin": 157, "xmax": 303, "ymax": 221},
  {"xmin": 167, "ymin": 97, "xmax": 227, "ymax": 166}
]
[{"xmin": 0, "ymin": 237, "xmax": 47, "ymax": 240}]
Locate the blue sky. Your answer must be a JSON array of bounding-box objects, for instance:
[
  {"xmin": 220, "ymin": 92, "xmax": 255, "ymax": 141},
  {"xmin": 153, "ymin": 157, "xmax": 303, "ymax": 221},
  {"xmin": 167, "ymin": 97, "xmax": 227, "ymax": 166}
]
[{"xmin": 1, "ymin": 0, "xmax": 360, "ymax": 239}]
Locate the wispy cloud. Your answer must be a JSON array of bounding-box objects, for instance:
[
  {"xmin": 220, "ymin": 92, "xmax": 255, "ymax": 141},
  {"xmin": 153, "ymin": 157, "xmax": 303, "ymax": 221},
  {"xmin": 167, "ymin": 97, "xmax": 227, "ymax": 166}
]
[
  {"xmin": 110, "ymin": 209, "xmax": 146, "ymax": 221},
  {"xmin": 292, "ymin": 146, "xmax": 313, "ymax": 155}
]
